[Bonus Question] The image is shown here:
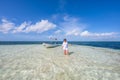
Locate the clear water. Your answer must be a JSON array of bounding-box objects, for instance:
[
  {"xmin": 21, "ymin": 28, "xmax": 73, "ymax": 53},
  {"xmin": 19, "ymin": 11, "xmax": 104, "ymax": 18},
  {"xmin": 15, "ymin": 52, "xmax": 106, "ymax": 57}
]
[
  {"xmin": 0, "ymin": 44, "xmax": 120, "ymax": 80},
  {"xmin": 0, "ymin": 41, "xmax": 120, "ymax": 49}
]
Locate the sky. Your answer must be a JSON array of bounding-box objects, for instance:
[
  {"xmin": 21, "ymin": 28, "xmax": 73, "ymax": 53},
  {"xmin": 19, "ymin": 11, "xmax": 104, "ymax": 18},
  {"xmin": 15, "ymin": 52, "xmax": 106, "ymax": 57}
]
[{"xmin": 0, "ymin": 0, "xmax": 120, "ymax": 41}]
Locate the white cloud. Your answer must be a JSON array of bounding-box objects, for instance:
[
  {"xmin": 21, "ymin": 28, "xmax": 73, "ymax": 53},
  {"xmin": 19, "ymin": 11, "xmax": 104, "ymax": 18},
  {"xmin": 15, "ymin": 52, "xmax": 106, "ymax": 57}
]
[
  {"xmin": 55, "ymin": 30, "xmax": 61, "ymax": 34},
  {"xmin": 0, "ymin": 19, "xmax": 56, "ymax": 34},
  {"xmin": 12, "ymin": 20, "xmax": 56, "ymax": 33},
  {"xmin": 0, "ymin": 17, "xmax": 119, "ymax": 41},
  {"xmin": 24, "ymin": 20, "xmax": 56, "ymax": 33},
  {"xmin": 12, "ymin": 22, "xmax": 30, "ymax": 33},
  {"xmin": 66, "ymin": 28, "xmax": 80, "ymax": 36},
  {"xmin": 80, "ymin": 30, "xmax": 90, "ymax": 37},
  {"xmin": 80, "ymin": 30, "xmax": 117, "ymax": 37},
  {"xmin": 0, "ymin": 19, "xmax": 15, "ymax": 33},
  {"xmin": 59, "ymin": 15, "xmax": 86, "ymax": 36}
]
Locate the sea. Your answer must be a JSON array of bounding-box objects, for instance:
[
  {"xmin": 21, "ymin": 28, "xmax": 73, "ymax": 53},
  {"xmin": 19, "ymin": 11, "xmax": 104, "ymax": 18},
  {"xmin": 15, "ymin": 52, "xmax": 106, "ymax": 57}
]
[
  {"xmin": 0, "ymin": 41, "xmax": 120, "ymax": 80},
  {"xmin": 0, "ymin": 41, "xmax": 120, "ymax": 50}
]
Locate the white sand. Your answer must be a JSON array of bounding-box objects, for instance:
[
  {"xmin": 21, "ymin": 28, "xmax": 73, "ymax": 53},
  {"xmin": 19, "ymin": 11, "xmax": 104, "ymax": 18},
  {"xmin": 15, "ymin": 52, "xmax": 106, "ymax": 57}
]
[{"xmin": 0, "ymin": 44, "xmax": 120, "ymax": 80}]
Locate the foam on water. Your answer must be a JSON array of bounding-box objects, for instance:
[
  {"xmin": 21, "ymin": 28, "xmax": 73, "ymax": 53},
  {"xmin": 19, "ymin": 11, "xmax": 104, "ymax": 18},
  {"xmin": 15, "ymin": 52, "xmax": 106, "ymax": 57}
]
[{"xmin": 0, "ymin": 44, "xmax": 120, "ymax": 80}]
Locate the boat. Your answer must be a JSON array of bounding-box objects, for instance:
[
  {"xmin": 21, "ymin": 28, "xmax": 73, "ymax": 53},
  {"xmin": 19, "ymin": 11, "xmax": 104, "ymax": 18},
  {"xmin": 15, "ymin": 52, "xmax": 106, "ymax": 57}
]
[
  {"xmin": 42, "ymin": 43, "xmax": 59, "ymax": 48},
  {"xmin": 42, "ymin": 36, "xmax": 60, "ymax": 48}
]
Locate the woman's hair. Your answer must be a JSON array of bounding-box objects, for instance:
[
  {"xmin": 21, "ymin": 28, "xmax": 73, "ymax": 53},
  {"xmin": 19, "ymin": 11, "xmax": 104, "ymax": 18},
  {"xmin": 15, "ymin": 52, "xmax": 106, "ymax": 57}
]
[{"xmin": 64, "ymin": 39, "xmax": 67, "ymax": 42}]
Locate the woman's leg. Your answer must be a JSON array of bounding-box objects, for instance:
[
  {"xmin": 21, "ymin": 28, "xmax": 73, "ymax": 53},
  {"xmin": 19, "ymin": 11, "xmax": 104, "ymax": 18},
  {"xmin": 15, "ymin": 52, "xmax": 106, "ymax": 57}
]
[
  {"xmin": 64, "ymin": 50, "xmax": 66, "ymax": 55},
  {"xmin": 66, "ymin": 50, "xmax": 69, "ymax": 55}
]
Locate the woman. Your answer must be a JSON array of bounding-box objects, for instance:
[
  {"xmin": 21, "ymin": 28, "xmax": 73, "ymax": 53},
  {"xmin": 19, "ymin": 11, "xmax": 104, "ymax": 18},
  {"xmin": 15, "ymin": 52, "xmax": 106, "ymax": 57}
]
[{"xmin": 62, "ymin": 39, "xmax": 69, "ymax": 55}]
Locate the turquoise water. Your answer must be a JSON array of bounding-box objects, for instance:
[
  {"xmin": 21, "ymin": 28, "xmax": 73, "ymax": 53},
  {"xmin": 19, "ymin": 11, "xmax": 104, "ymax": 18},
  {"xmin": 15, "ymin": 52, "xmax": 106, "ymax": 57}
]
[
  {"xmin": 0, "ymin": 44, "xmax": 120, "ymax": 80},
  {"xmin": 0, "ymin": 41, "xmax": 120, "ymax": 49}
]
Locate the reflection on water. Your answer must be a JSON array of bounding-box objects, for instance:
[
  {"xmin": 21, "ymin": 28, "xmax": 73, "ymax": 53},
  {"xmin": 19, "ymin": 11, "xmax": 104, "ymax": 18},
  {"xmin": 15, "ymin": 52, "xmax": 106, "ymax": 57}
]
[{"xmin": 0, "ymin": 45, "xmax": 120, "ymax": 80}]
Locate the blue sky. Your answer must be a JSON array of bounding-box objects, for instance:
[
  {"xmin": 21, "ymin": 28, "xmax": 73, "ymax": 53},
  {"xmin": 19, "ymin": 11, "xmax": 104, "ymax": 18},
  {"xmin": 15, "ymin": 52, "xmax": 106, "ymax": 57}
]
[{"xmin": 0, "ymin": 0, "xmax": 120, "ymax": 41}]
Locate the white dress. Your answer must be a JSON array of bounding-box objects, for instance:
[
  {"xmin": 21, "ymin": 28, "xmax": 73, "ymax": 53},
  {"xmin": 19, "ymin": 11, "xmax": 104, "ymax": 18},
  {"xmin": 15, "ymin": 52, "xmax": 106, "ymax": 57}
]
[{"xmin": 62, "ymin": 42, "xmax": 68, "ymax": 50}]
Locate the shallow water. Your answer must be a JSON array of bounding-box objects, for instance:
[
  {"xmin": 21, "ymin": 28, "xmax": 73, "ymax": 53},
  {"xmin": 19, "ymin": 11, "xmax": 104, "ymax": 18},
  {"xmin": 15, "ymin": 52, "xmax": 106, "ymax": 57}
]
[{"xmin": 0, "ymin": 44, "xmax": 120, "ymax": 80}]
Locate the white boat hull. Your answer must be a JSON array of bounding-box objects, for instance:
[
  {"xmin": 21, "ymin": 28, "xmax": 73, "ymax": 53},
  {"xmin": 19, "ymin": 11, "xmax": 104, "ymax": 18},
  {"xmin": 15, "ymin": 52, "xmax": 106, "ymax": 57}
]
[{"xmin": 42, "ymin": 43, "xmax": 59, "ymax": 48}]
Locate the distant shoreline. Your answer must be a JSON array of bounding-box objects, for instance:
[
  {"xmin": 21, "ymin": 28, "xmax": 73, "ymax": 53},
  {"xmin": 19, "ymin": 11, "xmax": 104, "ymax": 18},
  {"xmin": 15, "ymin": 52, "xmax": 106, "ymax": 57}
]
[
  {"xmin": 0, "ymin": 41, "xmax": 120, "ymax": 42},
  {"xmin": 0, "ymin": 41, "xmax": 120, "ymax": 50}
]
